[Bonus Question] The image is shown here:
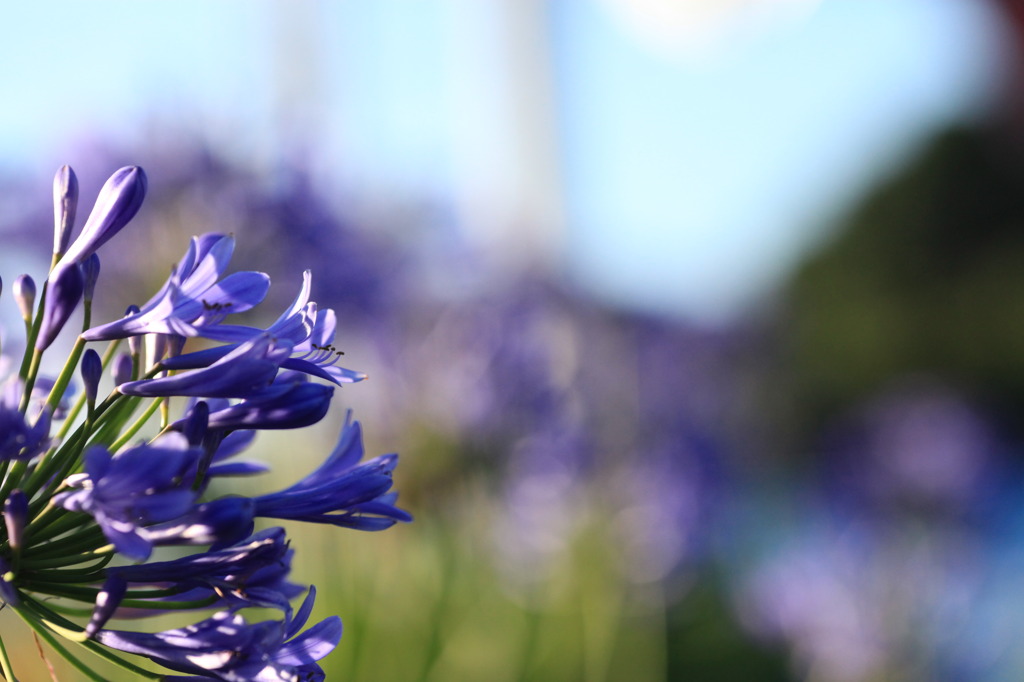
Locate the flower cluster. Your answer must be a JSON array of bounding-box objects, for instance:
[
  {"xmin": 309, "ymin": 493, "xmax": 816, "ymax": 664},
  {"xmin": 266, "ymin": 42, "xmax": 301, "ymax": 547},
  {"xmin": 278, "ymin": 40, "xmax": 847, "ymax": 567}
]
[{"xmin": 0, "ymin": 166, "xmax": 410, "ymax": 681}]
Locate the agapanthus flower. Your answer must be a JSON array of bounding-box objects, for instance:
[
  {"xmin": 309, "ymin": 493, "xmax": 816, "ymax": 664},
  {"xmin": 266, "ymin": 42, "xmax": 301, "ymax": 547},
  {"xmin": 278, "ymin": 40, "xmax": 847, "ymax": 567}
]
[
  {"xmin": 0, "ymin": 165, "xmax": 405, "ymax": 681},
  {"xmin": 117, "ymin": 334, "xmax": 291, "ymax": 398},
  {"xmin": 82, "ymin": 233, "xmax": 270, "ymax": 341},
  {"xmin": 250, "ymin": 412, "xmax": 412, "ymax": 531},
  {"xmin": 161, "ymin": 269, "xmax": 368, "ymax": 386},
  {"xmin": 202, "ymin": 374, "xmax": 336, "ymax": 431},
  {"xmin": 52, "ymin": 433, "xmax": 202, "ymax": 560},
  {"xmin": 87, "ymin": 528, "xmax": 301, "ymax": 635},
  {"xmin": 97, "ymin": 588, "xmax": 340, "ymax": 682}
]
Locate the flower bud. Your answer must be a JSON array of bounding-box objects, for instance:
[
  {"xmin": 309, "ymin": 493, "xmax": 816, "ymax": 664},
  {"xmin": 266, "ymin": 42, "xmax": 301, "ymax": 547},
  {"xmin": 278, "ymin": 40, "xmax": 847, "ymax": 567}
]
[
  {"xmin": 36, "ymin": 264, "xmax": 84, "ymax": 351},
  {"xmin": 58, "ymin": 166, "xmax": 146, "ymax": 268},
  {"xmin": 85, "ymin": 577, "xmax": 126, "ymax": 637},
  {"xmin": 81, "ymin": 348, "xmax": 103, "ymax": 404},
  {"xmin": 112, "ymin": 352, "xmax": 134, "ymax": 386},
  {"xmin": 53, "ymin": 165, "xmax": 79, "ymax": 256},
  {"xmin": 4, "ymin": 490, "xmax": 27, "ymax": 551},
  {"xmin": 82, "ymin": 253, "xmax": 101, "ymax": 303},
  {"xmin": 146, "ymin": 333, "xmax": 167, "ymax": 368},
  {"xmin": 13, "ymin": 274, "xmax": 35, "ymax": 323},
  {"xmin": 182, "ymin": 400, "xmax": 209, "ymax": 448}
]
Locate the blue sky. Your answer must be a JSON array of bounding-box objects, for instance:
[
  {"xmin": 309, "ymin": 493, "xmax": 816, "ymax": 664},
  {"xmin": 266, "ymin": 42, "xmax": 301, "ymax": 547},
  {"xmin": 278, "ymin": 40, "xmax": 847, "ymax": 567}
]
[{"xmin": 0, "ymin": 0, "xmax": 1008, "ymax": 322}]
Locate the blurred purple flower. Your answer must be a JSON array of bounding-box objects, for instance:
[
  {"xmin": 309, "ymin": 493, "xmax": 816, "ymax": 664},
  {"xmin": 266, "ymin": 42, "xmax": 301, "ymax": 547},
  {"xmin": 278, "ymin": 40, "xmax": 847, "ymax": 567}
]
[{"xmin": 820, "ymin": 379, "xmax": 1003, "ymax": 517}]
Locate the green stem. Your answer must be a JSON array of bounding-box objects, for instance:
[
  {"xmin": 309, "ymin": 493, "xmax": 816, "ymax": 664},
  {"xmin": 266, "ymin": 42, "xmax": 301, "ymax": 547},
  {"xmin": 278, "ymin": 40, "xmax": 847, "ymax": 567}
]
[
  {"xmin": 0, "ymin": 461, "xmax": 29, "ymax": 508},
  {"xmin": 13, "ymin": 605, "xmax": 108, "ymax": 682},
  {"xmin": 22, "ymin": 527, "xmax": 105, "ymax": 561},
  {"xmin": 21, "ymin": 505, "xmax": 72, "ymax": 545},
  {"xmin": 17, "ymin": 350, "xmax": 42, "ymax": 413},
  {"xmin": 18, "ymin": 600, "xmax": 162, "ymax": 680},
  {"xmin": 20, "ymin": 598, "xmax": 162, "ymax": 679},
  {"xmin": 18, "ymin": 546, "xmax": 111, "ymax": 571},
  {"xmin": 109, "ymin": 397, "xmax": 163, "ymax": 452},
  {"xmin": 20, "ymin": 581, "xmax": 97, "ymax": 602},
  {"xmin": 18, "ymin": 281, "xmax": 47, "ymax": 382},
  {"xmin": 45, "ymin": 336, "xmax": 86, "ymax": 415},
  {"xmin": 125, "ymin": 585, "xmax": 193, "ymax": 599},
  {"xmin": 120, "ymin": 596, "xmax": 220, "ymax": 611},
  {"xmin": 0, "ymin": 634, "xmax": 19, "ymax": 682},
  {"xmin": 37, "ymin": 602, "xmax": 92, "ymax": 617},
  {"xmin": 24, "ymin": 557, "xmax": 112, "ymax": 584}
]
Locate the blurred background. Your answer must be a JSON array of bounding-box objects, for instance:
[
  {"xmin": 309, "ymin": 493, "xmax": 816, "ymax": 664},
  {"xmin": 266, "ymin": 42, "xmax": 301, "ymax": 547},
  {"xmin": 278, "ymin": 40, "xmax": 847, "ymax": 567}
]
[{"xmin": 2, "ymin": 0, "xmax": 1024, "ymax": 679}]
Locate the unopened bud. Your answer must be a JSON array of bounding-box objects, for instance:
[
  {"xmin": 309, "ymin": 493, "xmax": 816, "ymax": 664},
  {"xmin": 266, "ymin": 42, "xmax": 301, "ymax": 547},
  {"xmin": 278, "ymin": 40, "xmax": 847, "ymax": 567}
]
[
  {"xmin": 59, "ymin": 166, "xmax": 146, "ymax": 268},
  {"xmin": 112, "ymin": 352, "xmax": 134, "ymax": 386},
  {"xmin": 81, "ymin": 348, "xmax": 103, "ymax": 404},
  {"xmin": 13, "ymin": 274, "xmax": 36, "ymax": 323},
  {"xmin": 82, "ymin": 253, "xmax": 101, "ymax": 303},
  {"xmin": 36, "ymin": 264, "xmax": 84, "ymax": 351},
  {"xmin": 53, "ymin": 165, "xmax": 79, "ymax": 257},
  {"xmin": 4, "ymin": 490, "xmax": 27, "ymax": 551}
]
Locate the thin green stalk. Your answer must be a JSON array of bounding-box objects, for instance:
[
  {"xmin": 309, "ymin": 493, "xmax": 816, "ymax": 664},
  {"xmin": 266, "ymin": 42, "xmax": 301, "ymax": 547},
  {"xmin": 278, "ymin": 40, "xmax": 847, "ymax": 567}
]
[
  {"xmin": 125, "ymin": 585, "xmax": 192, "ymax": 599},
  {"xmin": 17, "ymin": 350, "xmax": 42, "ymax": 414},
  {"xmin": 37, "ymin": 602, "xmax": 92, "ymax": 618},
  {"xmin": 22, "ymin": 389, "xmax": 140, "ymax": 502},
  {"xmin": 0, "ymin": 461, "xmax": 29, "ymax": 507},
  {"xmin": 120, "ymin": 596, "xmax": 220, "ymax": 611},
  {"xmin": 23, "ymin": 557, "xmax": 112, "ymax": 583},
  {"xmin": 0, "ymin": 634, "xmax": 19, "ymax": 682},
  {"xmin": 13, "ymin": 606, "xmax": 107, "ymax": 682},
  {"xmin": 18, "ymin": 547, "xmax": 112, "ymax": 571},
  {"xmin": 44, "ymin": 336, "xmax": 86, "ymax": 415},
  {"xmin": 108, "ymin": 397, "xmax": 163, "ymax": 452},
  {"xmin": 22, "ymin": 527, "xmax": 105, "ymax": 561},
  {"xmin": 21, "ymin": 598, "xmax": 162, "ymax": 679},
  {"xmin": 87, "ymin": 395, "xmax": 144, "ymax": 449},
  {"xmin": 18, "ymin": 281, "xmax": 47, "ymax": 382},
  {"xmin": 21, "ymin": 506, "xmax": 72, "ymax": 544},
  {"xmin": 18, "ymin": 600, "xmax": 162, "ymax": 680},
  {"xmin": 19, "ymin": 582, "xmax": 97, "ymax": 602}
]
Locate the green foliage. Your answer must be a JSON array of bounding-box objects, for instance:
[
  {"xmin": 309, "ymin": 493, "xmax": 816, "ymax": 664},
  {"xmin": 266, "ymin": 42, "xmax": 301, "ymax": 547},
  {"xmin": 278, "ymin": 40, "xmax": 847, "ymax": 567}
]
[{"xmin": 786, "ymin": 125, "xmax": 1024, "ymax": 432}]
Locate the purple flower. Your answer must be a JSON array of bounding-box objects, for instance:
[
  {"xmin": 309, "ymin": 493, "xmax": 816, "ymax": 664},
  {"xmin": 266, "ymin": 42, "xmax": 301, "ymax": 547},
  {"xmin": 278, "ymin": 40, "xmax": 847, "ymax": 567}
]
[
  {"xmin": 117, "ymin": 334, "xmax": 290, "ymax": 399},
  {"xmin": 143, "ymin": 496, "xmax": 257, "ymax": 551},
  {"xmin": 156, "ymin": 412, "xmax": 410, "ymax": 550},
  {"xmin": 82, "ymin": 233, "xmax": 270, "ymax": 341},
  {"xmin": 52, "ymin": 433, "xmax": 201, "ymax": 560},
  {"xmin": 252, "ymin": 412, "xmax": 412, "ymax": 531},
  {"xmin": 203, "ymin": 375, "xmax": 335, "ymax": 432},
  {"xmin": 87, "ymin": 528, "xmax": 302, "ymax": 635},
  {"xmin": 97, "ymin": 588, "xmax": 341, "ymax": 682},
  {"xmin": 163, "ymin": 271, "xmax": 367, "ymax": 386},
  {"xmin": 0, "ymin": 381, "xmax": 51, "ymax": 460}
]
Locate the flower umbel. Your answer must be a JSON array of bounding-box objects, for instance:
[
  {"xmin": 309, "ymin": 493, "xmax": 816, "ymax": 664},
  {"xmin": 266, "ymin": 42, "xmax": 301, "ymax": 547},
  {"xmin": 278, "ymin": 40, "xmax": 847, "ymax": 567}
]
[{"xmin": 0, "ymin": 166, "xmax": 409, "ymax": 680}]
